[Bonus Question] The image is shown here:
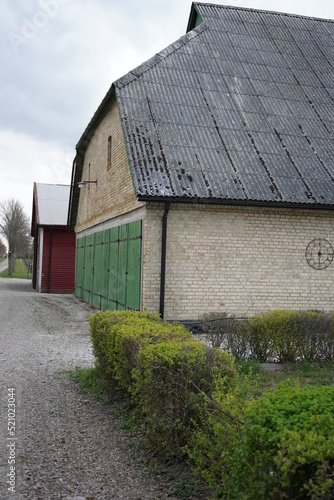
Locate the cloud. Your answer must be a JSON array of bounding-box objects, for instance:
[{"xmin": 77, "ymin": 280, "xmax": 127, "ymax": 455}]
[
  {"xmin": 0, "ymin": 129, "xmax": 73, "ymax": 218},
  {"xmin": 0, "ymin": 0, "xmax": 190, "ymax": 144},
  {"xmin": 0, "ymin": 0, "xmax": 194, "ymax": 224},
  {"xmin": 1, "ymin": 0, "xmax": 334, "ymax": 224}
]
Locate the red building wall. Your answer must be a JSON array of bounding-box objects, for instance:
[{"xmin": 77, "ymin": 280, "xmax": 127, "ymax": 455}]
[{"xmin": 40, "ymin": 226, "xmax": 75, "ymax": 293}]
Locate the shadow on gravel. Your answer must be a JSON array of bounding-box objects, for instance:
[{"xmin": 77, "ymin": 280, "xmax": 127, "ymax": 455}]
[{"xmin": 0, "ymin": 277, "xmax": 36, "ymax": 293}]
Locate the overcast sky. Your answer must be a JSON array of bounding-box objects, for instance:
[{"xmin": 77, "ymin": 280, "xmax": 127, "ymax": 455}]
[{"xmin": 1, "ymin": 0, "xmax": 334, "ymax": 220}]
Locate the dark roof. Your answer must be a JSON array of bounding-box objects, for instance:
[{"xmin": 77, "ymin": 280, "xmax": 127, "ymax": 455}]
[{"xmin": 114, "ymin": 2, "xmax": 334, "ymax": 208}]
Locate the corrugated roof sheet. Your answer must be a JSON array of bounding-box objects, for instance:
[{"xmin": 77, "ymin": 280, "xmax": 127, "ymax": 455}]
[
  {"xmin": 36, "ymin": 184, "xmax": 70, "ymax": 225},
  {"xmin": 115, "ymin": 3, "xmax": 334, "ymax": 207}
]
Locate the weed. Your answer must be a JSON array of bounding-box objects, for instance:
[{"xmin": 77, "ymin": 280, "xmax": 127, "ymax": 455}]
[
  {"xmin": 242, "ymin": 360, "xmax": 334, "ymax": 399},
  {"xmin": 68, "ymin": 367, "xmax": 112, "ymax": 404},
  {"xmin": 236, "ymin": 359, "xmax": 263, "ymax": 376},
  {"xmin": 128, "ymin": 438, "xmax": 142, "ymax": 451},
  {"xmin": 135, "ymin": 458, "xmax": 162, "ymax": 478},
  {"xmin": 170, "ymin": 479, "xmax": 200, "ymax": 498}
]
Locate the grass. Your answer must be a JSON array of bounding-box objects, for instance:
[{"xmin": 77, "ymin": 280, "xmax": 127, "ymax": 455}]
[
  {"xmin": 0, "ymin": 258, "xmax": 31, "ymax": 279},
  {"xmin": 236, "ymin": 359, "xmax": 334, "ymax": 396},
  {"xmin": 68, "ymin": 367, "xmax": 112, "ymax": 404}
]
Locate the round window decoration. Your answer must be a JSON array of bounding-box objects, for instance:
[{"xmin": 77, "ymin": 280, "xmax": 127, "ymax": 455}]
[{"xmin": 306, "ymin": 238, "xmax": 334, "ymax": 270}]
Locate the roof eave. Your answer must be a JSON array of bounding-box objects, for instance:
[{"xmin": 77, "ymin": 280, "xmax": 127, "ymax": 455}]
[
  {"xmin": 137, "ymin": 195, "xmax": 334, "ymax": 211},
  {"xmin": 67, "ymin": 155, "xmax": 83, "ymax": 232}
]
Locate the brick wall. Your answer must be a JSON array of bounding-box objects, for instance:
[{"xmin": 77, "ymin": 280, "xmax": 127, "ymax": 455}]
[
  {"xmin": 75, "ymin": 98, "xmax": 144, "ymax": 233},
  {"xmin": 73, "ymin": 99, "xmax": 334, "ymax": 320},
  {"xmin": 142, "ymin": 203, "xmax": 334, "ymax": 320}
]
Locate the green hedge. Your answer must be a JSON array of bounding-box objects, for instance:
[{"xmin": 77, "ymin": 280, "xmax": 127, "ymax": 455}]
[
  {"xmin": 186, "ymin": 370, "xmax": 253, "ymax": 495},
  {"xmin": 132, "ymin": 340, "xmax": 235, "ymax": 457},
  {"xmin": 199, "ymin": 310, "xmax": 334, "ymax": 362},
  {"xmin": 188, "ymin": 381, "xmax": 334, "ymax": 499},
  {"xmin": 247, "ymin": 310, "xmax": 334, "ymax": 363},
  {"xmin": 89, "ymin": 310, "xmax": 236, "ymax": 459},
  {"xmin": 89, "ymin": 310, "xmax": 191, "ymax": 389},
  {"xmin": 226, "ymin": 383, "xmax": 334, "ymax": 499},
  {"xmin": 88, "ymin": 310, "xmax": 334, "ymax": 498}
]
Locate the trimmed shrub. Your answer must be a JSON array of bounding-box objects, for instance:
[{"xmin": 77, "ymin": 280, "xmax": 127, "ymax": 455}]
[
  {"xmin": 247, "ymin": 309, "xmax": 300, "ymax": 362},
  {"xmin": 225, "ymin": 322, "xmax": 251, "ymax": 361},
  {"xmin": 186, "ymin": 370, "xmax": 254, "ymax": 495},
  {"xmin": 247, "ymin": 310, "xmax": 334, "ymax": 362},
  {"xmin": 89, "ymin": 310, "xmax": 191, "ymax": 389},
  {"xmin": 88, "ymin": 310, "xmax": 334, "ymax": 497},
  {"xmin": 198, "ymin": 312, "xmax": 241, "ymax": 349},
  {"xmin": 199, "ymin": 309, "xmax": 334, "ymax": 362},
  {"xmin": 297, "ymin": 311, "xmax": 334, "ymax": 362},
  {"xmin": 132, "ymin": 340, "xmax": 236, "ymax": 458},
  {"xmin": 224, "ymin": 382, "xmax": 334, "ymax": 499},
  {"xmin": 89, "ymin": 310, "xmax": 160, "ymax": 372},
  {"xmin": 88, "ymin": 310, "xmax": 236, "ymax": 460}
]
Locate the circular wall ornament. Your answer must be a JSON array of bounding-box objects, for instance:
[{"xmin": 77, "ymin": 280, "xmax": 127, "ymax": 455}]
[{"xmin": 306, "ymin": 239, "xmax": 334, "ymax": 270}]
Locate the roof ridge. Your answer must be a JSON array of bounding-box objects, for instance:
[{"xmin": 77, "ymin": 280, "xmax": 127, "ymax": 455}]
[
  {"xmin": 36, "ymin": 183, "xmax": 70, "ymax": 187},
  {"xmin": 114, "ymin": 23, "xmax": 208, "ymax": 89},
  {"xmin": 193, "ymin": 1, "xmax": 334, "ymax": 23}
]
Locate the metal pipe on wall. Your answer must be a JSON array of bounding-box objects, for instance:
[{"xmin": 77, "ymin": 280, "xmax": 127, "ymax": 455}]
[{"xmin": 159, "ymin": 202, "xmax": 170, "ymax": 319}]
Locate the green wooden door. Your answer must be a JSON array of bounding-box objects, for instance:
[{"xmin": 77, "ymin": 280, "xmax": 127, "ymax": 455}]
[
  {"xmin": 91, "ymin": 231, "xmax": 103, "ymax": 309},
  {"xmin": 74, "ymin": 221, "xmax": 142, "ymax": 311},
  {"xmin": 100, "ymin": 229, "xmax": 110, "ymax": 310},
  {"xmin": 118, "ymin": 224, "xmax": 128, "ymax": 311},
  {"xmin": 75, "ymin": 237, "xmax": 84, "ymax": 298},
  {"xmin": 83, "ymin": 234, "xmax": 94, "ymax": 304},
  {"xmin": 108, "ymin": 227, "xmax": 119, "ymax": 311}
]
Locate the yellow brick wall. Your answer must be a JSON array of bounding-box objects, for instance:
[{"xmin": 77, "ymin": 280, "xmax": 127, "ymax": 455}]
[
  {"xmin": 142, "ymin": 203, "xmax": 334, "ymax": 320},
  {"xmin": 75, "ymin": 97, "xmax": 144, "ymax": 233},
  {"xmin": 141, "ymin": 204, "xmax": 163, "ymax": 312}
]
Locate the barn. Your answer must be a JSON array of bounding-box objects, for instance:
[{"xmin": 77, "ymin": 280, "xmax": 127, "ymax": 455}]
[
  {"xmin": 68, "ymin": 2, "xmax": 334, "ymax": 321},
  {"xmin": 31, "ymin": 183, "xmax": 75, "ymax": 294}
]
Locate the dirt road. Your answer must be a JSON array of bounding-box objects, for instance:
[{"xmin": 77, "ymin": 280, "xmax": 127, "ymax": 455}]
[
  {"xmin": 0, "ymin": 259, "xmax": 8, "ymax": 273},
  {"xmin": 0, "ymin": 279, "xmax": 178, "ymax": 499}
]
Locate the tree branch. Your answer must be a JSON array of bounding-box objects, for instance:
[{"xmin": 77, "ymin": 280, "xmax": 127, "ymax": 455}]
[{"xmin": 191, "ymin": 382, "xmax": 245, "ymax": 425}]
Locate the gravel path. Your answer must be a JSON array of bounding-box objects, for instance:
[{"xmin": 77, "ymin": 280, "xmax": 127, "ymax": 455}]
[
  {"xmin": 0, "ymin": 279, "xmax": 180, "ymax": 500},
  {"xmin": 0, "ymin": 259, "xmax": 8, "ymax": 272}
]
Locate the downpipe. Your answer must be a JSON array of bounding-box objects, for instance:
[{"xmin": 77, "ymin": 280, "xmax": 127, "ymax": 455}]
[{"xmin": 159, "ymin": 202, "xmax": 170, "ymax": 319}]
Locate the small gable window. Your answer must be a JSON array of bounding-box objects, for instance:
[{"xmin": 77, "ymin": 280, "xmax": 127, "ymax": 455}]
[{"xmin": 107, "ymin": 135, "xmax": 112, "ymax": 170}]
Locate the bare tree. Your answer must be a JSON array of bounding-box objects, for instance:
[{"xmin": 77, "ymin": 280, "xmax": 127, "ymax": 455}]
[{"xmin": 0, "ymin": 199, "xmax": 30, "ymax": 275}]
